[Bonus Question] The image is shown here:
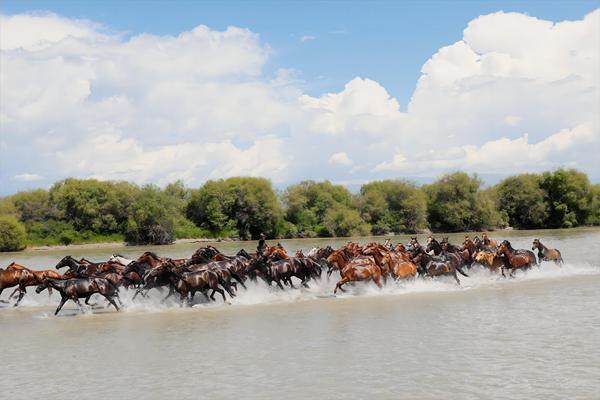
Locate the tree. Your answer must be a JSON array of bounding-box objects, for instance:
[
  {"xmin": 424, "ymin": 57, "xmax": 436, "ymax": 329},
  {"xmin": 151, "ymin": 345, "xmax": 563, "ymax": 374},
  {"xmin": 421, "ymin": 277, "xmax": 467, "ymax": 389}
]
[
  {"xmin": 424, "ymin": 172, "xmax": 502, "ymax": 232},
  {"xmin": 187, "ymin": 177, "xmax": 282, "ymax": 239},
  {"xmin": 0, "ymin": 216, "xmax": 27, "ymax": 251},
  {"xmin": 587, "ymin": 184, "xmax": 600, "ymax": 226},
  {"xmin": 323, "ymin": 206, "xmax": 371, "ymax": 237},
  {"xmin": 495, "ymin": 174, "xmax": 548, "ymax": 228},
  {"xmin": 283, "ymin": 180, "xmax": 357, "ymax": 237},
  {"xmin": 358, "ymin": 180, "xmax": 427, "ymax": 234},
  {"xmin": 49, "ymin": 178, "xmax": 139, "ymax": 233},
  {"xmin": 125, "ymin": 186, "xmax": 175, "ymax": 245},
  {"xmin": 540, "ymin": 169, "xmax": 591, "ymax": 228}
]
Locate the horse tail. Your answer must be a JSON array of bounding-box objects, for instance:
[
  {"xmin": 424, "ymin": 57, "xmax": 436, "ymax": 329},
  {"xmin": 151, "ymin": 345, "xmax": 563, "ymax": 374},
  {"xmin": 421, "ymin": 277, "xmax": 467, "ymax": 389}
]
[{"xmin": 456, "ymin": 266, "xmax": 469, "ymax": 277}]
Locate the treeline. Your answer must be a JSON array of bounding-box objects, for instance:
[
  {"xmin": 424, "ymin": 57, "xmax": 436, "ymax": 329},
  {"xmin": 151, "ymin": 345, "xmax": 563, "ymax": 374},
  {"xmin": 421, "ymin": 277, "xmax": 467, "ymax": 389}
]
[{"xmin": 0, "ymin": 169, "xmax": 598, "ymax": 251}]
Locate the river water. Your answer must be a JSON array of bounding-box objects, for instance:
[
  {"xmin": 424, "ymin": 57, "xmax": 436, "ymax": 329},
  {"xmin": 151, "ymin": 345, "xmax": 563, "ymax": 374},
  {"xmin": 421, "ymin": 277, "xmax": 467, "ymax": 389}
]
[{"xmin": 1, "ymin": 228, "xmax": 599, "ymax": 399}]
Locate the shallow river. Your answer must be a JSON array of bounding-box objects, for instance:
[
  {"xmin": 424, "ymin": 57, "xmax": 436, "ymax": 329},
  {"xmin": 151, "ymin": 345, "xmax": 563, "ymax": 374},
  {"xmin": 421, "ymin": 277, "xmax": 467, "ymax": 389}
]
[{"xmin": 1, "ymin": 228, "xmax": 599, "ymax": 399}]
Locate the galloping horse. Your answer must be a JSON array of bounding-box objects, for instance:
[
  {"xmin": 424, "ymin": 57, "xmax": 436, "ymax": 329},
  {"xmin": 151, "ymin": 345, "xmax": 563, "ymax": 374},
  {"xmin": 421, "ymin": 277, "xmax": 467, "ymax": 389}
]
[
  {"xmin": 412, "ymin": 249, "xmax": 468, "ymax": 285},
  {"xmin": 36, "ymin": 277, "xmax": 121, "ymax": 315},
  {"xmin": 496, "ymin": 240, "xmax": 537, "ymax": 277},
  {"xmin": 381, "ymin": 252, "xmax": 417, "ymax": 280},
  {"xmin": 4, "ymin": 262, "xmax": 63, "ymax": 306},
  {"xmin": 532, "ymin": 239, "xmax": 563, "ymax": 265},
  {"xmin": 334, "ymin": 257, "xmax": 382, "ymax": 294}
]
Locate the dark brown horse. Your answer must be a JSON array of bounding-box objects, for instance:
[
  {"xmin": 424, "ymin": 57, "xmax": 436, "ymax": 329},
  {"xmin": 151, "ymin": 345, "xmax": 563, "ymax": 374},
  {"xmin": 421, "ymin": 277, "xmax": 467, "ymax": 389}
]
[
  {"xmin": 496, "ymin": 240, "xmax": 537, "ymax": 277},
  {"xmin": 412, "ymin": 250, "xmax": 467, "ymax": 285},
  {"xmin": 532, "ymin": 239, "xmax": 563, "ymax": 265},
  {"xmin": 36, "ymin": 277, "xmax": 121, "ymax": 315}
]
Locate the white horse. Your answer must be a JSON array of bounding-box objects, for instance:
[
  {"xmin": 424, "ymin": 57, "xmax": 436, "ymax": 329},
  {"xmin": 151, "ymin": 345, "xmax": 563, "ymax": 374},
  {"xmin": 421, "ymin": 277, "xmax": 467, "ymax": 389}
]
[
  {"xmin": 108, "ymin": 254, "xmax": 134, "ymax": 266},
  {"xmin": 307, "ymin": 247, "xmax": 320, "ymax": 258}
]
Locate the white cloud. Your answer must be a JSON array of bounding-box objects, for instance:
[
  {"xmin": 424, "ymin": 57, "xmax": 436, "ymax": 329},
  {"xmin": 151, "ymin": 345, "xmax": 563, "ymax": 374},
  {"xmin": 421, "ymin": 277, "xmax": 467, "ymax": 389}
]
[
  {"xmin": 328, "ymin": 152, "xmax": 353, "ymax": 166},
  {"xmin": 300, "ymin": 35, "xmax": 316, "ymax": 42},
  {"xmin": 0, "ymin": 9, "xmax": 598, "ymax": 193},
  {"xmin": 12, "ymin": 173, "xmax": 44, "ymax": 181}
]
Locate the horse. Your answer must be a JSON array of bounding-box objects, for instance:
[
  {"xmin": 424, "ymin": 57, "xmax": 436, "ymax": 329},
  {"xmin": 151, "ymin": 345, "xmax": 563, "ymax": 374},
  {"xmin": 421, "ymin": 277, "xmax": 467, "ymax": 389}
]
[
  {"xmin": 426, "ymin": 237, "xmax": 443, "ymax": 256},
  {"xmin": 412, "ymin": 249, "xmax": 467, "ymax": 285},
  {"xmin": 4, "ymin": 262, "xmax": 63, "ymax": 306},
  {"xmin": 496, "ymin": 240, "xmax": 537, "ymax": 277},
  {"xmin": 532, "ymin": 239, "xmax": 563, "ymax": 265},
  {"xmin": 482, "ymin": 233, "xmax": 498, "ymax": 248},
  {"xmin": 362, "ymin": 243, "xmax": 392, "ymax": 281},
  {"xmin": 108, "ymin": 254, "xmax": 134, "ymax": 266},
  {"xmin": 473, "ymin": 251, "xmax": 506, "ymax": 272},
  {"xmin": 1, "ymin": 265, "xmax": 34, "ymax": 304},
  {"xmin": 381, "ymin": 252, "xmax": 417, "ymax": 280},
  {"xmin": 156, "ymin": 265, "xmax": 226, "ymax": 304},
  {"xmin": 36, "ymin": 277, "xmax": 121, "ymax": 315},
  {"xmin": 334, "ymin": 257, "xmax": 383, "ymax": 294},
  {"xmin": 246, "ymin": 256, "xmax": 318, "ymax": 290}
]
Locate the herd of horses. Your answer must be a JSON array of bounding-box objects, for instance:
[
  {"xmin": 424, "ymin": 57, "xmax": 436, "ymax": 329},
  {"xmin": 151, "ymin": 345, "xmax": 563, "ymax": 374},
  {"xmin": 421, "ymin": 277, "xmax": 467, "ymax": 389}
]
[{"xmin": 0, "ymin": 233, "xmax": 563, "ymax": 315}]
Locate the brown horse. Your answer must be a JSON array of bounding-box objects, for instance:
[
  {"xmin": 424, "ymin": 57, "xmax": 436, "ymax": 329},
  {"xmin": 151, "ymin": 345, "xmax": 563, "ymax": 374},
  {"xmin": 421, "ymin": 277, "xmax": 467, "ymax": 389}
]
[
  {"xmin": 412, "ymin": 251, "xmax": 467, "ymax": 285},
  {"xmin": 381, "ymin": 252, "xmax": 417, "ymax": 280},
  {"xmin": 5, "ymin": 262, "xmax": 64, "ymax": 306},
  {"xmin": 334, "ymin": 258, "xmax": 382, "ymax": 294},
  {"xmin": 532, "ymin": 239, "xmax": 563, "ymax": 265},
  {"xmin": 35, "ymin": 277, "xmax": 121, "ymax": 315},
  {"xmin": 496, "ymin": 240, "xmax": 537, "ymax": 277},
  {"xmin": 473, "ymin": 251, "xmax": 506, "ymax": 272},
  {"xmin": 482, "ymin": 232, "xmax": 498, "ymax": 248},
  {"xmin": 362, "ymin": 243, "xmax": 391, "ymax": 280}
]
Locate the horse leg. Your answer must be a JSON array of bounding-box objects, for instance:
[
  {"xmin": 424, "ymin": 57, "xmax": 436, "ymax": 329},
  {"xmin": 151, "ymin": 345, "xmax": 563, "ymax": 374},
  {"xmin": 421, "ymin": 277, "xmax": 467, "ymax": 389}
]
[
  {"xmin": 161, "ymin": 287, "xmax": 175, "ymax": 303},
  {"xmin": 102, "ymin": 294, "xmax": 120, "ymax": 311},
  {"xmin": 232, "ymin": 273, "xmax": 247, "ymax": 290},
  {"xmin": 210, "ymin": 290, "xmax": 216, "ymax": 300},
  {"xmin": 14, "ymin": 287, "xmax": 27, "ymax": 307},
  {"xmin": 373, "ymin": 275, "xmax": 383, "ymax": 289},
  {"xmin": 8, "ymin": 287, "xmax": 20, "ymax": 300},
  {"xmin": 214, "ymin": 287, "xmax": 227, "ymax": 302},
  {"xmin": 334, "ymin": 277, "xmax": 351, "ymax": 294},
  {"xmin": 286, "ymin": 277, "xmax": 296, "ymax": 289},
  {"xmin": 453, "ymin": 270, "xmax": 460, "ymax": 285},
  {"xmin": 275, "ymin": 278, "xmax": 285, "ymax": 290},
  {"xmin": 55, "ymin": 296, "xmax": 68, "ymax": 315},
  {"xmin": 74, "ymin": 298, "xmax": 86, "ymax": 313},
  {"xmin": 85, "ymin": 295, "xmax": 97, "ymax": 307}
]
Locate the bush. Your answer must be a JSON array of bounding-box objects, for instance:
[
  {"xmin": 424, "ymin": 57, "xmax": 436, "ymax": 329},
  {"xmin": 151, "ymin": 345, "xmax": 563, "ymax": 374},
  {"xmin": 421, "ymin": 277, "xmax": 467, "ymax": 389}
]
[
  {"xmin": 0, "ymin": 216, "xmax": 27, "ymax": 252},
  {"xmin": 187, "ymin": 177, "xmax": 282, "ymax": 239},
  {"xmin": 358, "ymin": 180, "xmax": 427, "ymax": 234},
  {"xmin": 323, "ymin": 206, "xmax": 371, "ymax": 237},
  {"xmin": 425, "ymin": 172, "xmax": 502, "ymax": 232},
  {"xmin": 540, "ymin": 169, "xmax": 591, "ymax": 228},
  {"xmin": 496, "ymin": 174, "xmax": 548, "ymax": 228},
  {"xmin": 124, "ymin": 186, "xmax": 175, "ymax": 245}
]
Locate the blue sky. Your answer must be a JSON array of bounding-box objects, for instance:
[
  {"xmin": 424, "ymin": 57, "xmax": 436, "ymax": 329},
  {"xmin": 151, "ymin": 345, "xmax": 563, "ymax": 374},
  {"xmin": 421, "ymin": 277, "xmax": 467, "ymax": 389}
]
[
  {"xmin": 1, "ymin": 1, "xmax": 598, "ymax": 194},
  {"xmin": 3, "ymin": 0, "xmax": 597, "ymax": 107}
]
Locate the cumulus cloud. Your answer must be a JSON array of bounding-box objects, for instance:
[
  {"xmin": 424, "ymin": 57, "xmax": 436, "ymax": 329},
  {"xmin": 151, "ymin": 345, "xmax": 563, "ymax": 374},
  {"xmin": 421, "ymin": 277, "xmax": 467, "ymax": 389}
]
[
  {"xmin": 328, "ymin": 152, "xmax": 353, "ymax": 166},
  {"xmin": 12, "ymin": 173, "xmax": 44, "ymax": 182},
  {"xmin": 0, "ymin": 9, "xmax": 598, "ymax": 194}
]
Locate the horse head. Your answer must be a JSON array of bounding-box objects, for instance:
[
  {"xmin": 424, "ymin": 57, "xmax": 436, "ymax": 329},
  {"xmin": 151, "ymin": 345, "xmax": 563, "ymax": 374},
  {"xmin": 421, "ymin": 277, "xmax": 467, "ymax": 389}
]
[{"xmin": 55, "ymin": 255, "xmax": 78, "ymax": 270}]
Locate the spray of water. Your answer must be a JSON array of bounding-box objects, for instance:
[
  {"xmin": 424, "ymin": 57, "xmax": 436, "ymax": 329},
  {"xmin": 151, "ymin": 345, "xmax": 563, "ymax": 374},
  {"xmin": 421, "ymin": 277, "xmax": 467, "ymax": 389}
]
[{"xmin": 4, "ymin": 262, "xmax": 598, "ymax": 316}]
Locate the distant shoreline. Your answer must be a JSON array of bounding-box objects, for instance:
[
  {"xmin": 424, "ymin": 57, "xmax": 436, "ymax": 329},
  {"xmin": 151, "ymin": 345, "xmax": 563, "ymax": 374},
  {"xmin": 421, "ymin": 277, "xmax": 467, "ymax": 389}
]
[{"xmin": 7, "ymin": 225, "xmax": 599, "ymax": 254}]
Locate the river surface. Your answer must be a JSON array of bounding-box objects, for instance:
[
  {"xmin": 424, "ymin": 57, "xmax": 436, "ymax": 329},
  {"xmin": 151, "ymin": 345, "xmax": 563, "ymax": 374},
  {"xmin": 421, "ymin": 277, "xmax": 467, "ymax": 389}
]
[{"xmin": 1, "ymin": 228, "xmax": 599, "ymax": 399}]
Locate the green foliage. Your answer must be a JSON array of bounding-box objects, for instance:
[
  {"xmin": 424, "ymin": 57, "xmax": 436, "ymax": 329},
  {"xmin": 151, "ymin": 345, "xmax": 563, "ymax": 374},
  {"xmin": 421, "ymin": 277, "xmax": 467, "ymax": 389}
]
[
  {"xmin": 187, "ymin": 177, "xmax": 281, "ymax": 239},
  {"xmin": 587, "ymin": 184, "xmax": 600, "ymax": 226},
  {"xmin": 496, "ymin": 174, "xmax": 548, "ymax": 228},
  {"xmin": 425, "ymin": 172, "xmax": 503, "ymax": 232},
  {"xmin": 323, "ymin": 206, "xmax": 371, "ymax": 237},
  {"xmin": 124, "ymin": 186, "xmax": 175, "ymax": 245},
  {"xmin": 540, "ymin": 169, "xmax": 591, "ymax": 228},
  {"xmin": 0, "ymin": 216, "xmax": 27, "ymax": 251},
  {"xmin": 10, "ymin": 189, "xmax": 54, "ymax": 222},
  {"xmin": 49, "ymin": 178, "xmax": 139, "ymax": 233},
  {"xmin": 358, "ymin": 180, "xmax": 427, "ymax": 234},
  {"xmin": 283, "ymin": 180, "xmax": 356, "ymax": 237}
]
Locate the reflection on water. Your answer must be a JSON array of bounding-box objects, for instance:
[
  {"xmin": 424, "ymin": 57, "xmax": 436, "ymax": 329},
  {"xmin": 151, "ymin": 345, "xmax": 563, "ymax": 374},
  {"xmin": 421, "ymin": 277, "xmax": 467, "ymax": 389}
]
[{"xmin": 1, "ymin": 228, "xmax": 599, "ymax": 399}]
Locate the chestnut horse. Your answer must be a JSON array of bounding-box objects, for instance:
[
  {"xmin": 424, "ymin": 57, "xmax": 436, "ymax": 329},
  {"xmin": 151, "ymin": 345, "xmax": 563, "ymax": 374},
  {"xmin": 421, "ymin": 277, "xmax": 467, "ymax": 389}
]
[
  {"xmin": 473, "ymin": 251, "xmax": 506, "ymax": 272},
  {"xmin": 334, "ymin": 258, "xmax": 382, "ymax": 294},
  {"xmin": 532, "ymin": 239, "xmax": 563, "ymax": 265},
  {"xmin": 381, "ymin": 252, "xmax": 417, "ymax": 280},
  {"xmin": 5, "ymin": 262, "xmax": 63, "ymax": 306}
]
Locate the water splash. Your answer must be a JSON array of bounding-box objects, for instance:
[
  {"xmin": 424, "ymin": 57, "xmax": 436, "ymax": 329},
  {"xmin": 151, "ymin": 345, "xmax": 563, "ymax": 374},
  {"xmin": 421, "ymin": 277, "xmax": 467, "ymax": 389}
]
[{"xmin": 3, "ymin": 262, "xmax": 598, "ymax": 316}]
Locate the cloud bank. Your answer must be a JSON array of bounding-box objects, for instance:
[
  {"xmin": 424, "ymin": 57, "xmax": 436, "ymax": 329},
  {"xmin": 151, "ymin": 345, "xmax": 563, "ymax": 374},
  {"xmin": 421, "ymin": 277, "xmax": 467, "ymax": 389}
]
[{"xmin": 1, "ymin": 10, "xmax": 598, "ymax": 193}]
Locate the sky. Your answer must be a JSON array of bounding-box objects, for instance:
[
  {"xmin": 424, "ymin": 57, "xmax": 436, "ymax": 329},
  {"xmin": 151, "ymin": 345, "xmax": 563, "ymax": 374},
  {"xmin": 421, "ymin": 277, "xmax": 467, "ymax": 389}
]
[{"xmin": 0, "ymin": 1, "xmax": 599, "ymax": 194}]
